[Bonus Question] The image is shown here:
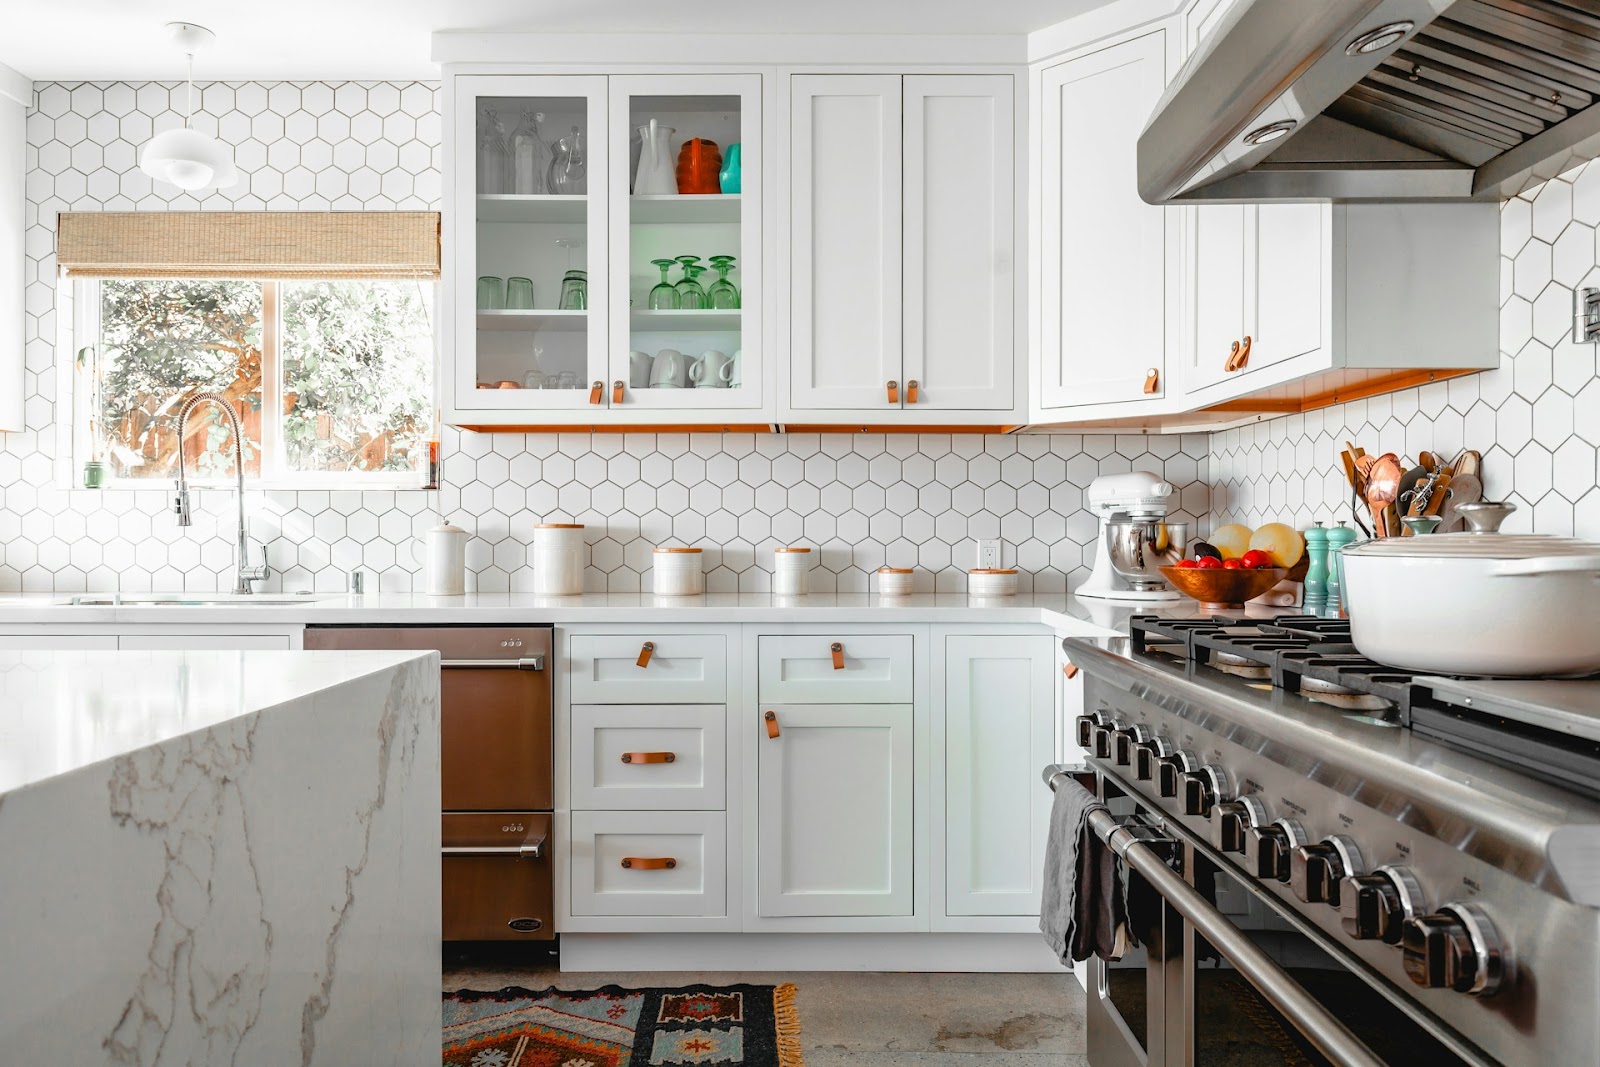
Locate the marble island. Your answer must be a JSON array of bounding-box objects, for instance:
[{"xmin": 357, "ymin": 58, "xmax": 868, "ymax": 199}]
[{"xmin": 0, "ymin": 649, "xmax": 442, "ymax": 1066}]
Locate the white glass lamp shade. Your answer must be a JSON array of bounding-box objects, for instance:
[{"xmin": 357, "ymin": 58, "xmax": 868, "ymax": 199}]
[{"xmin": 139, "ymin": 127, "xmax": 238, "ymax": 191}]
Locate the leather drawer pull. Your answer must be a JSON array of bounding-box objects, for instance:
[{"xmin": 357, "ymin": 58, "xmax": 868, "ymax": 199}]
[
  {"xmin": 1062, "ymin": 662, "xmax": 1080, "ymax": 680},
  {"xmin": 612, "ymin": 379, "xmax": 625, "ymax": 404},
  {"xmin": 906, "ymin": 379, "xmax": 920, "ymax": 404},
  {"xmin": 830, "ymin": 642, "xmax": 844, "ymax": 670},
  {"xmin": 764, "ymin": 710, "xmax": 780, "ymax": 739},
  {"xmin": 620, "ymin": 857, "xmax": 677, "ymax": 870},
  {"xmin": 588, "ymin": 380, "xmax": 604, "ymax": 404},
  {"xmin": 1143, "ymin": 368, "xmax": 1159, "ymax": 394},
  {"xmin": 621, "ymin": 751, "xmax": 676, "ymax": 764},
  {"xmin": 636, "ymin": 641, "xmax": 654, "ymax": 667},
  {"xmin": 886, "ymin": 380, "xmax": 899, "ymax": 404}
]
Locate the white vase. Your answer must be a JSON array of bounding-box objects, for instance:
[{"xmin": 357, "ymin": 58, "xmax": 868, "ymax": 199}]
[{"xmin": 634, "ymin": 120, "xmax": 677, "ymax": 196}]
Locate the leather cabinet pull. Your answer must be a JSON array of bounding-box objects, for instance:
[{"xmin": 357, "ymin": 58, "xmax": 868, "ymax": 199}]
[
  {"xmin": 1235, "ymin": 335, "xmax": 1252, "ymax": 371},
  {"xmin": 1142, "ymin": 368, "xmax": 1159, "ymax": 395},
  {"xmin": 830, "ymin": 642, "xmax": 844, "ymax": 670},
  {"xmin": 636, "ymin": 641, "xmax": 655, "ymax": 667},
  {"xmin": 1224, "ymin": 340, "xmax": 1241, "ymax": 372},
  {"xmin": 620, "ymin": 751, "xmax": 676, "ymax": 764},
  {"xmin": 906, "ymin": 379, "xmax": 920, "ymax": 404},
  {"xmin": 620, "ymin": 857, "xmax": 677, "ymax": 870},
  {"xmin": 1062, "ymin": 662, "xmax": 1080, "ymax": 680},
  {"xmin": 612, "ymin": 380, "xmax": 625, "ymax": 404},
  {"xmin": 588, "ymin": 380, "xmax": 603, "ymax": 404},
  {"xmin": 764, "ymin": 710, "xmax": 780, "ymax": 739},
  {"xmin": 886, "ymin": 380, "xmax": 899, "ymax": 405}
]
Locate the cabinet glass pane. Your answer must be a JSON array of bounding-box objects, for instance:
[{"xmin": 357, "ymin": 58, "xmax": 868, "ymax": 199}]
[
  {"xmin": 623, "ymin": 94, "xmax": 745, "ymax": 396},
  {"xmin": 473, "ymin": 94, "xmax": 591, "ymax": 393}
]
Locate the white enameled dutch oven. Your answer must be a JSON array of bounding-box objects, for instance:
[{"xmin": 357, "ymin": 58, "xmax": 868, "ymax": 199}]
[{"xmin": 1341, "ymin": 529, "xmax": 1600, "ymax": 677}]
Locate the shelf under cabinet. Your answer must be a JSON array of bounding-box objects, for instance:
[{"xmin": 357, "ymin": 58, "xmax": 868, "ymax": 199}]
[
  {"xmin": 476, "ymin": 309, "xmax": 587, "ymax": 332},
  {"xmin": 630, "ymin": 194, "xmax": 741, "ymax": 224},
  {"xmin": 630, "ymin": 309, "xmax": 741, "ymax": 332},
  {"xmin": 476, "ymin": 194, "xmax": 588, "ymax": 223}
]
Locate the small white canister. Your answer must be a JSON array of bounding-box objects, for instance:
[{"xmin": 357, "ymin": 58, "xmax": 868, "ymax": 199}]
[
  {"xmin": 412, "ymin": 517, "xmax": 467, "ymax": 596},
  {"xmin": 773, "ymin": 546, "xmax": 812, "ymax": 596},
  {"xmin": 652, "ymin": 546, "xmax": 705, "ymax": 596},
  {"xmin": 967, "ymin": 567, "xmax": 1019, "ymax": 597},
  {"xmin": 532, "ymin": 522, "xmax": 585, "ymax": 596},
  {"xmin": 876, "ymin": 566, "xmax": 915, "ymax": 597}
]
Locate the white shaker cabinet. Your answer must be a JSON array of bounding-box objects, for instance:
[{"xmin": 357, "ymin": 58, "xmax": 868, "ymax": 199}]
[
  {"xmin": 0, "ymin": 64, "xmax": 25, "ymax": 433},
  {"xmin": 788, "ymin": 74, "xmax": 1020, "ymax": 423},
  {"xmin": 755, "ymin": 702, "xmax": 915, "ymax": 917},
  {"xmin": 1033, "ymin": 26, "xmax": 1178, "ymax": 419}
]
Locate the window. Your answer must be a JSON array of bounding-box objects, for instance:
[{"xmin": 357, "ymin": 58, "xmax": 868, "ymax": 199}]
[
  {"xmin": 75, "ymin": 277, "xmax": 434, "ymax": 484},
  {"xmin": 57, "ymin": 210, "xmax": 440, "ymax": 487}
]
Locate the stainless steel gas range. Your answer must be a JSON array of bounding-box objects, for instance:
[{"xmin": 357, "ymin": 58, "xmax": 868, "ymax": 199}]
[{"xmin": 1056, "ymin": 614, "xmax": 1600, "ymax": 1067}]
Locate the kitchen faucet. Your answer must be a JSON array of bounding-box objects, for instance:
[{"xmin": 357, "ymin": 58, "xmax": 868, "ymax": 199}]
[{"xmin": 171, "ymin": 392, "xmax": 270, "ymax": 595}]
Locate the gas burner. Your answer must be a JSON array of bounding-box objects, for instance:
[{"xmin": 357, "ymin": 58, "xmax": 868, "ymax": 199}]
[
  {"xmin": 1209, "ymin": 650, "xmax": 1272, "ymax": 680},
  {"xmin": 1296, "ymin": 674, "xmax": 1398, "ymax": 716}
]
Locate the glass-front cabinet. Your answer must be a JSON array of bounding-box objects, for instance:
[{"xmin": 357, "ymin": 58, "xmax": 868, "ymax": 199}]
[{"xmin": 445, "ymin": 73, "xmax": 762, "ymax": 426}]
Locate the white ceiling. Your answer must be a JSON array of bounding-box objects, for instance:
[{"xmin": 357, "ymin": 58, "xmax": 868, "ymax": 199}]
[{"xmin": 0, "ymin": 0, "xmax": 1115, "ymax": 82}]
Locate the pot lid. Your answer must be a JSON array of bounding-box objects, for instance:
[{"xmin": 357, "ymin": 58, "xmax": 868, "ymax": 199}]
[{"xmin": 1343, "ymin": 533, "xmax": 1600, "ymax": 560}]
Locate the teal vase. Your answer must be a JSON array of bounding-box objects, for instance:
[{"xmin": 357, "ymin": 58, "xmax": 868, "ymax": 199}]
[{"xmin": 719, "ymin": 143, "xmax": 742, "ymax": 194}]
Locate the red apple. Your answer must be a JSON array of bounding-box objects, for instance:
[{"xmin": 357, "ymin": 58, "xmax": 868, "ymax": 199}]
[
  {"xmin": 1196, "ymin": 556, "xmax": 1222, "ymax": 569},
  {"xmin": 1222, "ymin": 558, "xmax": 1245, "ymax": 569},
  {"xmin": 1240, "ymin": 549, "xmax": 1274, "ymax": 570},
  {"xmin": 1177, "ymin": 558, "xmax": 1199, "ymax": 569}
]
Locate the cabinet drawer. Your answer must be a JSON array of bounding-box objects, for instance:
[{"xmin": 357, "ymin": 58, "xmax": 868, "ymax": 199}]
[
  {"xmin": 570, "ymin": 810, "xmax": 726, "ymax": 917},
  {"xmin": 758, "ymin": 634, "xmax": 913, "ymax": 703},
  {"xmin": 571, "ymin": 704, "xmax": 726, "ymax": 810},
  {"xmin": 569, "ymin": 633, "xmax": 726, "ymax": 703}
]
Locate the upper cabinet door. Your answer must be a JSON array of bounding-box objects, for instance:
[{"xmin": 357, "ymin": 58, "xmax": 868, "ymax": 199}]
[
  {"xmin": 1185, "ymin": 202, "xmax": 1249, "ymax": 393},
  {"xmin": 789, "ymin": 75, "xmax": 903, "ymax": 412},
  {"xmin": 1037, "ymin": 29, "xmax": 1173, "ymax": 412},
  {"xmin": 607, "ymin": 74, "xmax": 764, "ymax": 413},
  {"xmin": 447, "ymin": 75, "xmax": 610, "ymax": 419},
  {"xmin": 903, "ymin": 75, "xmax": 1016, "ymax": 413}
]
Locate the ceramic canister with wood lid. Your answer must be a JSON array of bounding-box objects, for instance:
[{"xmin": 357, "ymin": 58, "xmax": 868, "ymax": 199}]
[
  {"xmin": 532, "ymin": 523, "xmax": 585, "ymax": 596},
  {"xmin": 876, "ymin": 566, "xmax": 915, "ymax": 597},
  {"xmin": 652, "ymin": 546, "xmax": 704, "ymax": 596},
  {"xmin": 773, "ymin": 546, "xmax": 812, "ymax": 596}
]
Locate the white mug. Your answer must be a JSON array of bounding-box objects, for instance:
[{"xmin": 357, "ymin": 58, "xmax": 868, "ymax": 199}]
[
  {"xmin": 628, "ymin": 350, "xmax": 652, "ymax": 388},
  {"xmin": 651, "ymin": 348, "xmax": 687, "ymax": 389},
  {"xmin": 697, "ymin": 350, "xmax": 732, "ymax": 389},
  {"xmin": 724, "ymin": 349, "xmax": 742, "ymax": 388}
]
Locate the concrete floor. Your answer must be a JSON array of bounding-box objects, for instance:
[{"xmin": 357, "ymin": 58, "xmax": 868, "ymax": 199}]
[{"xmin": 443, "ymin": 950, "xmax": 1089, "ymax": 1066}]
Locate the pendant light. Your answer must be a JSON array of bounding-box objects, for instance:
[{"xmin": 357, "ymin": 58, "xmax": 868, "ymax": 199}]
[{"xmin": 138, "ymin": 22, "xmax": 238, "ymax": 192}]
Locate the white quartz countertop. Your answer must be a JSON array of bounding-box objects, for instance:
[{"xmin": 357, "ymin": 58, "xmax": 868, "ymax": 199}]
[
  {"xmin": 0, "ymin": 648, "xmax": 432, "ymax": 797},
  {"xmin": 0, "ymin": 590, "xmax": 1144, "ymax": 634}
]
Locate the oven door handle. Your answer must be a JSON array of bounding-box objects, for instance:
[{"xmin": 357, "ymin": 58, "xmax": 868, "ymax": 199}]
[
  {"xmin": 439, "ymin": 657, "xmax": 546, "ymax": 670},
  {"xmin": 442, "ymin": 832, "xmax": 547, "ymax": 861},
  {"xmin": 1083, "ymin": 805, "xmax": 1388, "ymax": 1067}
]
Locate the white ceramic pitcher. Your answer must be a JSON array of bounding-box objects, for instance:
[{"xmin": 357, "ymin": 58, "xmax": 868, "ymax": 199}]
[{"xmin": 634, "ymin": 120, "xmax": 677, "ymax": 196}]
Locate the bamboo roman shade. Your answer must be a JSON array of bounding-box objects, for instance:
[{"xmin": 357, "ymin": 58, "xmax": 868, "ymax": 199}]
[{"xmin": 56, "ymin": 211, "xmax": 441, "ymax": 279}]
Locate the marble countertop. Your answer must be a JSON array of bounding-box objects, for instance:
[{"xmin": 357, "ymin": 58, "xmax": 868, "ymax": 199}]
[{"xmin": 0, "ymin": 648, "xmax": 432, "ymax": 797}]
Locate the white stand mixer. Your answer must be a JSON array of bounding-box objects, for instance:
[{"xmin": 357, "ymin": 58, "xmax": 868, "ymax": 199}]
[{"xmin": 1076, "ymin": 471, "xmax": 1188, "ymax": 601}]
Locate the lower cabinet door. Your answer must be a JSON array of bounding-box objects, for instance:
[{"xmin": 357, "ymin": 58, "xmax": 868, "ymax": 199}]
[
  {"xmin": 756, "ymin": 702, "xmax": 914, "ymax": 917},
  {"xmin": 943, "ymin": 635, "xmax": 1055, "ymax": 916},
  {"xmin": 570, "ymin": 810, "xmax": 727, "ymax": 917}
]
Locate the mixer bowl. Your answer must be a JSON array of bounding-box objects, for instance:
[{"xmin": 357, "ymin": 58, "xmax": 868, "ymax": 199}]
[{"xmin": 1104, "ymin": 520, "xmax": 1189, "ymax": 590}]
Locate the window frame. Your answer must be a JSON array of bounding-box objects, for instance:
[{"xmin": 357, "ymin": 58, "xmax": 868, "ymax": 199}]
[{"xmin": 62, "ymin": 273, "xmax": 436, "ymax": 490}]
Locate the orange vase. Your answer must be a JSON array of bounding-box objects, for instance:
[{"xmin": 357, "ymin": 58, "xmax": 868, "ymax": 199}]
[{"xmin": 676, "ymin": 138, "xmax": 723, "ymax": 194}]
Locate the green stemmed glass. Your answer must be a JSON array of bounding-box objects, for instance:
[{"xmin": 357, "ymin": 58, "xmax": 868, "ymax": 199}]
[
  {"xmin": 648, "ymin": 259, "xmax": 681, "ymax": 310},
  {"xmin": 676, "ymin": 257, "xmax": 708, "ymax": 309},
  {"xmin": 707, "ymin": 255, "xmax": 739, "ymax": 309}
]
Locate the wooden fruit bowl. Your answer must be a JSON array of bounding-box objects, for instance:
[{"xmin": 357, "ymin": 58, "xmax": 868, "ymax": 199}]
[{"xmin": 1159, "ymin": 566, "xmax": 1288, "ymax": 611}]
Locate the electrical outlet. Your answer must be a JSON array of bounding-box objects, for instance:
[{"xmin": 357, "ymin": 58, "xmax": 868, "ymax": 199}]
[{"xmin": 975, "ymin": 538, "xmax": 1002, "ymax": 569}]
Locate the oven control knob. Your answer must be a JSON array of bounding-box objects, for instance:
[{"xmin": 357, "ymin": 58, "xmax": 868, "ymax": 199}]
[
  {"xmin": 1211, "ymin": 796, "xmax": 1267, "ymax": 854},
  {"xmin": 1245, "ymin": 819, "xmax": 1306, "ymax": 881},
  {"xmin": 1075, "ymin": 712, "xmax": 1105, "ymax": 749},
  {"xmin": 1114, "ymin": 724, "xmax": 1151, "ymax": 767},
  {"xmin": 1291, "ymin": 836, "xmax": 1363, "ymax": 905},
  {"xmin": 1091, "ymin": 721, "xmax": 1122, "ymax": 760},
  {"xmin": 1340, "ymin": 865, "xmax": 1423, "ymax": 944},
  {"xmin": 1401, "ymin": 903, "xmax": 1505, "ymax": 997},
  {"xmin": 1180, "ymin": 765, "xmax": 1229, "ymax": 818},
  {"xmin": 1134, "ymin": 737, "xmax": 1175, "ymax": 782},
  {"xmin": 1157, "ymin": 751, "xmax": 1199, "ymax": 799}
]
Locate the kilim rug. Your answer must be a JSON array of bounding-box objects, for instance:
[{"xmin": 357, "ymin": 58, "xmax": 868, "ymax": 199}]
[{"xmin": 442, "ymin": 982, "xmax": 803, "ymax": 1067}]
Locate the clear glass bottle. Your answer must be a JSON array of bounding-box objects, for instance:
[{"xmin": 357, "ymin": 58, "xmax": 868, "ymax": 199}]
[
  {"xmin": 476, "ymin": 108, "xmax": 511, "ymax": 194},
  {"xmin": 509, "ymin": 111, "xmax": 551, "ymax": 195}
]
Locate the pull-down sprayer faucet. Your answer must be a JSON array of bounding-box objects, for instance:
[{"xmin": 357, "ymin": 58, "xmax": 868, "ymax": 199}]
[{"xmin": 171, "ymin": 392, "xmax": 270, "ymax": 594}]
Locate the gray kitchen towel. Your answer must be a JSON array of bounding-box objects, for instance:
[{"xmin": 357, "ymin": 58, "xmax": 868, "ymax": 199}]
[{"xmin": 1040, "ymin": 774, "xmax": 1122, "ymax": 963}]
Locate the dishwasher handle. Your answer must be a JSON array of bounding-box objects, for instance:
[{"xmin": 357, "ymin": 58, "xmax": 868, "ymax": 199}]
[
  {"xmin": 442, "ymin": 830, "xmax": 547, "ymax": 861},
  {"xmin": 439, "ymin": 656, "xmax": 546, "ymax": 671}
]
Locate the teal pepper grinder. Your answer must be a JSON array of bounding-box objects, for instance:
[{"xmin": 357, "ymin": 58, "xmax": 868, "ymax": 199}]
[
  {"xmin": 1325, "ymin": 521, "xmax": 1358, "ymax": 615},
  {"xmin": 719, "ymin": 142, "xmax": 741, "ymax": 194},
  {"xmin": 1303, "ymin": 522, "xmax": 1330, "ymax": 602}
]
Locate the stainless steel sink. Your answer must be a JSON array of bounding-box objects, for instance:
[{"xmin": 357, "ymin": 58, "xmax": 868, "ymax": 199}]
[{"xmin": 60, "ymin": 592, "xmax": 337, "ymax": 607}]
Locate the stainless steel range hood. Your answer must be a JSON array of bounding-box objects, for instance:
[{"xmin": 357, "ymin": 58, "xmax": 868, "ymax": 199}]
[{"xmin": 1138, "ymin": 0, "xmax": 1600, "ymax": 202}]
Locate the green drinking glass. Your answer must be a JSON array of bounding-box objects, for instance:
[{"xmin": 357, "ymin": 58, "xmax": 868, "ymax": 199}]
[
  {"xmin": 676, "ymin": 256, "xmax": 708, "ymax": 309},
  {"xmin": 648, "ymin": 259, "xmax": 681, "ymax": 310},
  {"xmin": 707, "ymin": 255, "xmax": 739, "ymax": 309}
]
